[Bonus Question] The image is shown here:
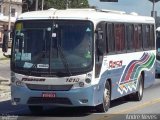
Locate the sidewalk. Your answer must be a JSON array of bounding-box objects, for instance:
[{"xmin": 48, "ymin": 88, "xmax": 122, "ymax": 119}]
[
  {"xmin": 0, "ymin": 81, "xmax": 11, "ymax": 102},
  {"xmin": 0, "ymin": 76, "xmax": 11, "ymax": 102},
  {"xmin": 0, "ymin": 48, "xmax": 11, "ymax": 102},
  {"xmin": 0, "ymin": 48, "xmax": 11, "ymax": 60}
]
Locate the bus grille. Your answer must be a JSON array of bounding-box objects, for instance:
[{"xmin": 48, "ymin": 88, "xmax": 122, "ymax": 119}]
[
  {"xmin": 26, "ymin": 84, "xmax": 73, "ymax": 91},
  {"xmin": 27, "ymin": 97, "xmax": 72, "ymax": 105}
]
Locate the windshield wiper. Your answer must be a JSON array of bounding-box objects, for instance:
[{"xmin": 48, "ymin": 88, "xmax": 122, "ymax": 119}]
[{"xmin": 57, "ymin": 44, "xmax": 72, "ymax": 76}]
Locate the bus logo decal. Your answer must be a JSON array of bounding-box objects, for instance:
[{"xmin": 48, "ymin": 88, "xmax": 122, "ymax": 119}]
[
  {"xmin": 109, "ymin": 60, "xmax": 123, "ymax": 69},
  {"xmin": 22, "ymin": 78, "xmax": 46, "ymax": 82},
  {"xmin": 118, "ymin": 52, "xmax": 155, "ymax": 94},
  {"xmin": 66, "ymin": 78, "xmax": 80, "ymax": 83}
]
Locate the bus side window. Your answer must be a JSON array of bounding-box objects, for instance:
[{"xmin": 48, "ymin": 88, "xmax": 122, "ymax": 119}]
[
  {"xmin": 134, "ymin": 25, "xmax": 139, "ymax": 51},
  {"xmin": 106, "ymin": 23, "xmax": 115, "ymax": 53},
  {"xmin": 96, "ymin": 23, "xmax": 106, "ymax": 56},
  {"xmin": 138, "ymin": 25, "xmax": 143, "ymax": 50},
  {"xmin": 149, "ymin": 25, "xmax": 155, "ymax": 49},
  {"xmin": 142, "ymin": 24, "xmax": 150, "ymax": 50},
  {"xmin": 95, "ymin": 22, "xmax": 106, "ymax": 78},
  {"xmin": 126, "ymin": 24, "xmax": 134, "ymax": 52},
  {"xmin": 114, "ymin": 24, "xmax": 125, "ymax": 52}
]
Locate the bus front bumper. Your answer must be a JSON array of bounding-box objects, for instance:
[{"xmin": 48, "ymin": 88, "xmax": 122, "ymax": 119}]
[{"xmin": 11, "ymin": 84, "xmax": 104, "ymax": 107}]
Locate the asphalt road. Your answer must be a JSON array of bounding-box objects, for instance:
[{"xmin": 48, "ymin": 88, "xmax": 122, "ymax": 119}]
[
  {"xmin": 0, "ymin": 80, "xmax": 160, "ymax": 120},
  {"xmin": 0, "ymin": 61, "xmax": 160, "ymax": 120}
]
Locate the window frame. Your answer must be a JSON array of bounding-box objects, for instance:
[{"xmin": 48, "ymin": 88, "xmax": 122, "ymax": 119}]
[{"xmin": 103, "ymin": 22, "xmax": 155, "ymax": 55}]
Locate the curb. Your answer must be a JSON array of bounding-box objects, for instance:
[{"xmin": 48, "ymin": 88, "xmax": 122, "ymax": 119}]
[
  {"xmin": 0, "ymin": 76, "xmax": 10, "ymax": 84},
  {"xmin": 0, "ymin": 85, "xmax": 10, "ymax": 90},
  {"xmin": 0, "ymin": 48, "xmax": 11, "ymax": 65},
  {"xmin": 0, "ymin": 48, "xmax": 11, "ymax": 57},
  {"xmin": 0, "ymin": 59, "xmax": 10, "ymax": 64},
  {"xmin": 0, "ymin": 76, "xmax": 11, "ymax": 102},
  {"xmin": 0, "ymin": 91, "xmax": 11, "ymax": 102},
  {"xmin": 0, "ymin": 81, "xmax": 10, "ymax": 85}
]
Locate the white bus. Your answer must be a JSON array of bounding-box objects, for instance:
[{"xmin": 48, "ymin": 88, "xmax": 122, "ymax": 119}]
[
  {"xmin": 8, "ymin": 8, "xmax": 156, "ymax": 113},
  {"xmin": 156, "ymin": 27, "xmax": 160, "ymax": 75}
]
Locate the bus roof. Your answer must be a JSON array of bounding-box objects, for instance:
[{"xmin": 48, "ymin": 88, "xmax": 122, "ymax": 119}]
[{"xmin": 17, "ymin": 8, "xmax": 155, "ymax": 24}]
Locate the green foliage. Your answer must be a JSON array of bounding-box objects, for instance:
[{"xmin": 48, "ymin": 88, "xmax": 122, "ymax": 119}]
[
  {"xmin": 69, "ymin": 0, "xmax": 89, "ymax": 8},
  {"xmin": 43, "ymin": 0, "xmax": 66, "ymax": 9},
  {"xmin": 22, "ymin": 0, "xmax": 89, "ymax": 12}
]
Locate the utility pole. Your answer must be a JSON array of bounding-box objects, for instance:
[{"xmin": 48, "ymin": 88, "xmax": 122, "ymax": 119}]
[
  {"xmin": 8, "ymin": 0, "xmax": 11, "ymax": 41},
  {"xmin": 66, "ymin": 0, "xmax": 69, "ymax": 9},
  {"xmin": 148, "ymin": 0, "xmax": 160, "ymax": 18},
  {"xmin": 35, "ymin": 0, "xmax": 38, "ymax": 11},
  {"xmin": 42, "ymin": 0, "xmax": 44, "ymax": 10}
]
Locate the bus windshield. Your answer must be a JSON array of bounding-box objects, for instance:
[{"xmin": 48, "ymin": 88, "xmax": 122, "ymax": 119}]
[
  {"xmin": 11, "ymin": 20, "xmax": 93, "ymax": 77},
  {"xmin": 156, "ymin": 31, "xmax": 160, "ymax": 60}
]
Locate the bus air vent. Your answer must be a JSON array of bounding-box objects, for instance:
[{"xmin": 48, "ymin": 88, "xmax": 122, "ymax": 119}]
[
  {"xmin": 27, "ymin": 97, "xmax": 72, "ymax": 105},
  {"xmin": 26, "ymin": 84, "xmax": 73, "ymax": 91}
]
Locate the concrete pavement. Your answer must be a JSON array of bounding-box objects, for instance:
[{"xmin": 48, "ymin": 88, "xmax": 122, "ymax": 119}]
[
  {"xmin": 0, "ymin": 48, "xmax": 11, "ymax": 102},
  {"xmin": 0, "ymin": 48, "xmax": 11, "ymax": 60}
]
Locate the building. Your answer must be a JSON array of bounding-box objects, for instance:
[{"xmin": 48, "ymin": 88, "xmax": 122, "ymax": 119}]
[{"xmin": 0, "ymin": 0, "xmax": 22, "ymax": 45}]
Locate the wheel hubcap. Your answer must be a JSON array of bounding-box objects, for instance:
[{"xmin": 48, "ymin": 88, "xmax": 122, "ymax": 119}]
[{"xmin": 139, "ymin": 81, "xmax": 142, "ymax": 96}]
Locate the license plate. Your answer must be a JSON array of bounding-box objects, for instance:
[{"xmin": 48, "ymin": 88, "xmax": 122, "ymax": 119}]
[{"xmin": 42, "ymin": 92, "xmax": 56, "ymax": 98}]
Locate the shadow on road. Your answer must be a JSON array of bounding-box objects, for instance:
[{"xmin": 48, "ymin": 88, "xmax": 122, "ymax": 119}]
[
  {"xmin": 110, "ymin": 97, "xmax": 128, "ymax": 108},
  {"xmin": 27, "ymin": 97, "xmax": 132, "ymax": 117},
  {"xmin": 0, "ymin": 98, "xmax": 128, "ymax": 117},
  {"xmin": 32, "ymin": 107, "xmax": 92, "ymax": 117},
  {"xmin": 0, "ymin": 96, "xmax": 143, "ymax": 117}
]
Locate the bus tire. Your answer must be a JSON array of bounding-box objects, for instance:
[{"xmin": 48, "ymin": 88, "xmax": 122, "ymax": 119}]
[
  {"xmin": 95, "ymin": 80, "xmax": 111, "ymax": 112},
  {"xmin": 28, "ymin": 105, "xmax": 43, "ymax": 114},
  {"xmin": 133, "ymin": 74, "xmax": 144, "ymax": 101}
]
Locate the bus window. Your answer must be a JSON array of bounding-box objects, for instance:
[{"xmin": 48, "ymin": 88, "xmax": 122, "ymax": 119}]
[
  {"xmin": 107, "ymin": 23, "xmax": 115, "ymax": 53},
  {"xmin": 149, "ymin": 25, "xmax": 155, "ymax": 49},
  {"xmin": 114, "ymin": 24, "xmax": 125, "ymax": 52},
  {"xmin": 133, "ymin": 24, "xmax": 143, "ymax": 51},
  {"xmin": 142, "ymin": 25, "xmax": 150, "ymax": 50},
  {"xmin": 156, "ymin": 30, "xmax": 160, "ymax": 51},
  {"xmin": 134, "ymin": 25, "xmax": 139, "ymax": 50},
  {"xmin": 138, "ymin": 25, "xmax": 143, "ymax": 50},
  {"xmin": 126, "ymin": 24, "xmax": 134, "ymax": 51}
]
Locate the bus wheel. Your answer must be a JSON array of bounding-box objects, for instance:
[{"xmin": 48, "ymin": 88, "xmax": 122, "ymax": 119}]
[
  {"xmin": 96, "ymin": 81, "xmax": 111, "ymax": 112},
  {"xmin": 28, "ymin": 105, "xmax": 43, "ymax": 114},
  {"xmin": 133, "ymin": 74, "xmax": 144, "ymax": 101}
]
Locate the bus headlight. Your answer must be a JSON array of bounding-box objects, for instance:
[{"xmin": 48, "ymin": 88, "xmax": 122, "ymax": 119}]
[
  {"xmin": 85, "ymin": 78, "xmax": 91, "ymax": 84},
  {"xmin": 79, "ymin": 82, "xmax": 85, "ymax": 87},
  {"xmin": 87, "ymin": 73, "xmax": 92, "ymax": 78}
]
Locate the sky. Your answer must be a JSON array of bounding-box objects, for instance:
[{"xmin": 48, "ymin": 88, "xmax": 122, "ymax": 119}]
[{"xmin": 88, "ymin": 0, "xmax": 160, "ymax": 16}]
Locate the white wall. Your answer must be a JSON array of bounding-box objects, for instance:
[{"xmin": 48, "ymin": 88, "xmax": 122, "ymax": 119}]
[{"xmin": 2, "ymin": 0, "xmax": 22, "ymax": 17}]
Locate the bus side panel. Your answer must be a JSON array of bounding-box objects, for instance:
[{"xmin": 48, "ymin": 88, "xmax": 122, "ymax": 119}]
[
  {"xmin": 100, "ymin": 66, "xmax": 129, "ymax": 100},
  {"xmin": 99, "ymin": 51, "xmax": 155, "ymax": 101},
  {"xmin": 143, "ymin": 66, "xmax": 155, "ymax": 88}
]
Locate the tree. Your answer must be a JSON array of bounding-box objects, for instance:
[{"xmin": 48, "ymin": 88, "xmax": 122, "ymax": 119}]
[
  {"xmin": 22, "ymin": 0, "xmax": 34, "ymax": 12},
  {"xmin": 43, "ymin": 0, "xmax": 66, "ymax": 9},
  {"xmin": 22, "ymin": 0, "xmax": 89, "ymax": 12},
  {"xmin": 69, "ymin": 0, "xmax": 89, "ymax": 8}
]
